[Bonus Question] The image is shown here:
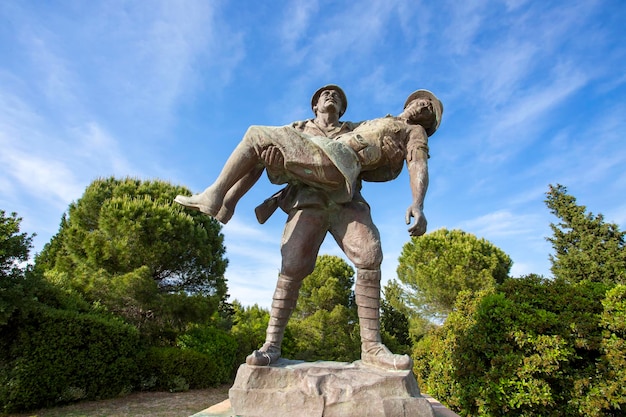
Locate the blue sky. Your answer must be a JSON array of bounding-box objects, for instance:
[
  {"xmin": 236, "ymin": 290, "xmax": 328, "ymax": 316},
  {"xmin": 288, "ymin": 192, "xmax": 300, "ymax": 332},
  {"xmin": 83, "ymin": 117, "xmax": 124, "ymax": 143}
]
[{"xmin": 2, "ymin": 0, "xmax": 625, "ymax": 308}]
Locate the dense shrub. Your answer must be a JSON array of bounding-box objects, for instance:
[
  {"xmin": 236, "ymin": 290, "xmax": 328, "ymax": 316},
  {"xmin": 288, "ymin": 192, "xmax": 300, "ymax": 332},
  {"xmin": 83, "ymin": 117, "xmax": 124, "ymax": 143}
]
[
  {"xmin": 573, "ymin": 284, "xmax": 626, "ymax": 416},
  {"xmin": 176, "ymin": 326, "xmax": 238, "ymax": 382},
  {"xmin": 0, "ymin": 307, "xmax": 140, "ymax": 413},
  {"xmin": 414, "ymin": 277, "xmax": 625, "ymax": 416},
  {"xmin": 138, "ymin": 346, "xmax": 224, "ymax": 392}
]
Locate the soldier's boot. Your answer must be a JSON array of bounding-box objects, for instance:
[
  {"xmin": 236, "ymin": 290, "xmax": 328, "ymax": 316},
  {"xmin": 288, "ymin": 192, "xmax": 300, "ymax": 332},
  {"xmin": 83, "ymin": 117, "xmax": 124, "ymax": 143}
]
[
  {"xmin": 246, "ymin": 275, "xmax": 301, "ymax": 366},
  {"xmin": 357, "ymin": 268, "xmax": 412, "ymax": 371}
]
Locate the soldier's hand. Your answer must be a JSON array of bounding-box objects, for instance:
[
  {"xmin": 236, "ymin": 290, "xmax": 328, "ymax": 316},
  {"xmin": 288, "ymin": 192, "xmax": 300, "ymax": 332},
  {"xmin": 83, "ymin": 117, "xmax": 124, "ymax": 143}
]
[
  {"xmin": 261, "ymin": 146, "xmax": 284, "ymax": 167},
  {"xmin": 381, "ymin": 135, "xmax": 405, "ymax": 162},
  {"xmin": 405, "ymin": 205, "xmax": 427, "ymax": 237}
]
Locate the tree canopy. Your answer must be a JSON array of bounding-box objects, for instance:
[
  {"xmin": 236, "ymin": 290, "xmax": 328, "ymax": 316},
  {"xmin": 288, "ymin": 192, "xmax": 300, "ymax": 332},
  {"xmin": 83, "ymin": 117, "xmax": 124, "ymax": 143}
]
[
  {"xmin": 410, "ymin": 186, "xmax": 626, "ymax": 416},
  {"xmin": 35, "ymin": 177, "xmax": 229, "ymax": 340},
  {"xmin": 397, "ymin": 228, "xmax": 512, "ymax": 320},
  {"xmin": 293, "ymin": 254, "xmax": 355, "ymax": 318},
  {"xmin": 546, "ymin": 184, "xmax": 626, "ymax": 285},
  {"xmin": 0, "ymin": 210, "xmax": 32, "ymax": 277},
  {"xmin": 287, "ymin": 255, "xmax": 360, "ymax": 362},
  {"xmin": 0, "ymin": 210, "xmax": 34, "ymax": 325},
  {"xmin": 37, "ymin": 177, "xmax": 228, "ymax": 295}
]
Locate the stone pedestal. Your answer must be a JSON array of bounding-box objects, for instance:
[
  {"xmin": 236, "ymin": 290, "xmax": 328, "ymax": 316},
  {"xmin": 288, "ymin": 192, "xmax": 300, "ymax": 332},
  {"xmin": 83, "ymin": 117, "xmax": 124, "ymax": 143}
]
[{"xmin": 228, "ymin": 359, "xmax": 435, "ymax": 417}]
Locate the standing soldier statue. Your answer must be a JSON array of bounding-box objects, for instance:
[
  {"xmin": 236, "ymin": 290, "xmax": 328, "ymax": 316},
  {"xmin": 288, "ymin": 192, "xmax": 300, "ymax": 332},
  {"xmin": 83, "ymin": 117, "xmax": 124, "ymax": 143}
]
[{"xmin": 175, "ymin": 85, "xmax": 443, "ymax": 370}]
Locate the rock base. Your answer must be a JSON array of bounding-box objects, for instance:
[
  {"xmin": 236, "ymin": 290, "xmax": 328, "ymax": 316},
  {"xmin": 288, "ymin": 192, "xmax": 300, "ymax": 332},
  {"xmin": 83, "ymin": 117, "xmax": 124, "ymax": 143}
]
[{"xmin": 228, "ymin": 359, "xmax": 435, "ymax": 417}]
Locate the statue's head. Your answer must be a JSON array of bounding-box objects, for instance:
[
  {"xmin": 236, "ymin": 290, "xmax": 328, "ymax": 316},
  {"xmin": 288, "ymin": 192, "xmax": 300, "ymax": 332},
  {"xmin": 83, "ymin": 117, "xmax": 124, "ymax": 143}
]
[
  {"xmin": 403, "ymin": 90, "xmax": 443, "ymax": 136},
  {"xmin": 311, "ymin": 84, "xmax": 348, "ymax": 118}
]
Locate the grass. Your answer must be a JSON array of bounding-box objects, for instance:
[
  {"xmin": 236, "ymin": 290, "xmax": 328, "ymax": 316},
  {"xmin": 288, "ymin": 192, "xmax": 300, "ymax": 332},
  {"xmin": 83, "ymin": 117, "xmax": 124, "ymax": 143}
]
[{"xmin": 5, "ymin": 386, "xmax": 231, "ymax": 417}]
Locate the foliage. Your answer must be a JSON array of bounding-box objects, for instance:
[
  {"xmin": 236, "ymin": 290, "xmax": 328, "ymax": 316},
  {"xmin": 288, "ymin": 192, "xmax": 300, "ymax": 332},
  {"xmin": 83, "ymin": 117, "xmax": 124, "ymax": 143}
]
[
  {"xmin": 0, "ymin": 210, "xmax": 32, "ymax": 278},
  {"xmin": 177, "ymin": 325, "xmax": 238, "ymax": 383},
  {"xmin": 414, "ymin": 275, "xmax": 626, "ymax": 416},
  {"xmin": 287, "ymin": 255, "xmax": 360, "ymax": 361},
  {"xmin": 397, "ymin": 228, "xmax": 512, "ymax": 320},
  {"xmin": 1, "ymin": 209, "xmax": 91, "ymax": 348},
  {"xmin": 137, "ymin": 347, "xmax": 221, "ymax": 392},
  {"xmin": 546, "ymin": 184, "xmax": 626, "ymax": 285},
  {"xmin": 382, "ymin": 279, "xmax": 436, "ymax": 344},
  {"xmin": 38, "ymin": 177, "xmax": 228, "ymax": 294},
  {"xmin": 0, "ymin": 210, "xmax": 34, "ymax": 325},
  {"xmin": 229, "ymin": 301, "xmax": 272, "ymax": 365},
  {"xmin": 0, "ymin": 307, "xmax": 140, "ymax": 413},
  {"xmin": 289, "ymin": 304, "xmax": 361, "ymax": 362},
  {"xmin": 573, "ymin": 284, "xmax": 626, "ymax": 416},
  {"xmin": 380, "ymin": 281, "xmax": 412, "ymax": 353},
  {"xmin": 293, "ymin": 254, "xmax": 355, "ymax": 318},
  {"xmin": 35, "ymin": 177, "xmax": 229, "ymax": 341}
]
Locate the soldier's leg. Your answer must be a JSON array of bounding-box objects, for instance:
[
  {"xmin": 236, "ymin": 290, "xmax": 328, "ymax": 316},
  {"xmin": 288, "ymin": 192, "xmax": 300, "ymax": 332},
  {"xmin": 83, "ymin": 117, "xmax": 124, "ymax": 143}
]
[
  {"xmin": 174, "ymin": 126, "xmax": 281, "ymax": 222},
  {"xmin": 246, "ymin": 208, "xmax": 329, "ymax": 365},
  {"xmin": 215, "ymin": 166, "xmax": 264, "ymax": 223},
  {"xmin": 330, "ymin": 200, "xmax": 411, "ymax": 370}
]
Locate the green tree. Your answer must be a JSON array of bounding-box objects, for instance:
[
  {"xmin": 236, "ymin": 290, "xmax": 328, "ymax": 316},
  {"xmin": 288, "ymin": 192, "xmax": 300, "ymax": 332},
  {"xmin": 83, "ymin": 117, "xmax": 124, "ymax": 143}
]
[
  {"xmin": 546, "ymin": 184, "xmax": 626, "ymax": 285},
  {"xmin": 397, "ymin": 228, "xmax": 512, "ymax": 320},
  {"xmin": 229, "ymin": 301, "xmax": 273, "ymax": 365},
  {"xmin": 0, "ymin": 211, "xmax": 74, "ymax": 324},
  {"xmin": 288, "ymin": 255, "xmax": 360, "ymax": 361},
  {"xmin": 1, "ymin": 211, "xmax": 142, "ymax": 413},
  {"xmin": 35, "ymin": 177, "xmax": 229, "ymax": 341},
  {"xmin": 0, "ymin": 210, "xmax": 32, "ymax": 276},
  {"xmin": 0, "ymin": 210, "xmax": 34, "ymax": 325},
  {"xmin": 382, "ymin": 279, "xmax": 437, "ymax": 344},
  {"xmin": 293, "ymin": 254, "xmax": 355, "ymax": 318},
  {"xmin": 380, "ymin": 280, "xmax": 412, "ymax": 352}
]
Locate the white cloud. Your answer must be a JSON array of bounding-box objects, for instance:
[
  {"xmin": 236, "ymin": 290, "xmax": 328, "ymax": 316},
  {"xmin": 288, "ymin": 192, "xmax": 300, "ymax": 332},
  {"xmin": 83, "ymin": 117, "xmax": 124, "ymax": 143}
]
[
  {"xmin": 441, "ymin": 2, "xmax": 487, "ymax": 55},
  {"xmin": 278, "ymin": 0, "xmax": 320, "ymax": 59},
  {"xmin": 459, "ymin": 210, "xmax": 541, "ymax": 238},
  {"xmin": 0, "ymin": 143, "xmax": 82, "ymax": 209},
  {"xmin": 73, "ymin": 122, "xmax": 134, "ymax": 175}
]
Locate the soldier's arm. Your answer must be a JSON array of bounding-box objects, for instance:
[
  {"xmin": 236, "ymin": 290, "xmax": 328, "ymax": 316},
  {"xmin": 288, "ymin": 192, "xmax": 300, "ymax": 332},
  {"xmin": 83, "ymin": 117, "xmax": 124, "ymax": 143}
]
[{"xmin": 404, "ymin": 125, "xmax": 429, "ymax": 237}]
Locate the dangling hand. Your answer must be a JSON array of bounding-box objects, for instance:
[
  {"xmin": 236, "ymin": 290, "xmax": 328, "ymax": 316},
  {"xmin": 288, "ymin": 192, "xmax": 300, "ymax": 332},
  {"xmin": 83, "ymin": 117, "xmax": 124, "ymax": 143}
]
[{"xmin": 405, "ymin": 204, "xmax": 427, "ymax": 237}]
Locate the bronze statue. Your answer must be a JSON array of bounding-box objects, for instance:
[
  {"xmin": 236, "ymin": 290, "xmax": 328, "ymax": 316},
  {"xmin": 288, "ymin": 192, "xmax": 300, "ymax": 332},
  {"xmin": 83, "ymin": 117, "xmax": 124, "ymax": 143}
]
[{"xmin": 175, "ymin": 85, "xmax": 442, "ymax": 370}]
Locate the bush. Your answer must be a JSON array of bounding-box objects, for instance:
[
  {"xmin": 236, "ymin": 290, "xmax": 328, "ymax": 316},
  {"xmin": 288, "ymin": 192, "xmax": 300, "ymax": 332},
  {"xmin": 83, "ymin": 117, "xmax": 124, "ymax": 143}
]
[
  {"xmin": 0, "ymin": 307, "xmax": 139, "ymax": 413},
  {"xmin": 414, "ymin": 277, "xmax": 622, "ymax": 416},
  {"xmin": 573, "ymin": 284, "xmax": 626, "ymax": 416},
  {"xmin": 138, "ymin": 346, "xmax": 223, "ymax": 392},
  {"xmin": 176, "ymin": 326, "xmax": 238, "ymax": 382}
]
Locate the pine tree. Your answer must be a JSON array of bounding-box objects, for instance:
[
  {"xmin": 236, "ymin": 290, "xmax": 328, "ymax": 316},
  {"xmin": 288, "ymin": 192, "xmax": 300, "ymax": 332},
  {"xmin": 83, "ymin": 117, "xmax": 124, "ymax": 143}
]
[
  {"xmin": 397, "ymin": 228, "xmax": 511, "ymax": 320},
  {"xmin": 34, "ymin": 177, "xmax": 229, "ymax": 341},
  {"xmin": 545, "ymin": 184, "xmax": 626, "ymax": 284}
]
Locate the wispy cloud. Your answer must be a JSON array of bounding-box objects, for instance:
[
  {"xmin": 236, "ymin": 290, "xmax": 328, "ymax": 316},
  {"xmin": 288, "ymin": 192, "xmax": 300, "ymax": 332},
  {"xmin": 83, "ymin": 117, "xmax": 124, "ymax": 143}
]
[
  {"xmin": 0, "ymin": 145, "xmax": 82, "ymax": 209},
  {"xmin": 278, "ymin": 0, "xmax": 320, "ymax": 61},
  {"xmin": 484, "ymin": 64, "xmax": 588, "ymax": 154},
  {"xmin": 441, "ymin": 2, "xmax": 488, "ymax": 56},
  {"xmin": 459, "ymin": 210, "xmax": 542, "ymax": 238},
  {"xmin": 1, "ymin": 0, "xmax": 623, "ymax": 305}
]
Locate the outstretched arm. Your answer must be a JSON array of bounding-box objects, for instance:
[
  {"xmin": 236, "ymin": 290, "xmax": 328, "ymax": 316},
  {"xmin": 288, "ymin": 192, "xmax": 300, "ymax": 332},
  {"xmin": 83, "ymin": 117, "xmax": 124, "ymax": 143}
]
[{"xmin": 404, "ymin": 125, "xmax": 429, "ymax": 237}]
